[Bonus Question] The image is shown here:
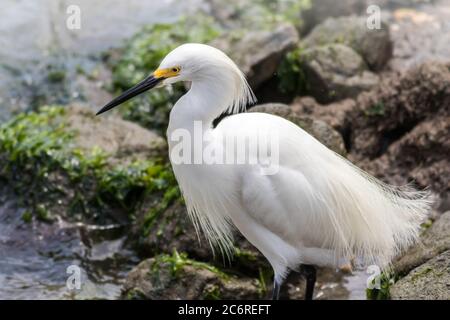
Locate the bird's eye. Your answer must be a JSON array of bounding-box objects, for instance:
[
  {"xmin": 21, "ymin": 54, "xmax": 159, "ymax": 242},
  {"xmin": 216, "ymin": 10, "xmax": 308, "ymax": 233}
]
[{"xmin": 172, "ymin": 67, "xmax": 180, "ymax": 73}]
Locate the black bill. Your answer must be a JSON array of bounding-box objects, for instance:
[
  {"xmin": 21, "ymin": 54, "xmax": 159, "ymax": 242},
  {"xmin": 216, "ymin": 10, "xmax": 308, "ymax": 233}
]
[{"xmin": 96, "ymin": 75, "xmax": 163, "ymax": 116}]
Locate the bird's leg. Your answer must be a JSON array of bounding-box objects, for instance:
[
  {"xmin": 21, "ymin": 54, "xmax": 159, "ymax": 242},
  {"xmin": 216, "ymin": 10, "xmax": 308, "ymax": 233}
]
[
  {"xmin": 301, "ymin": 264, "xmax": 317, "ymax": 300},
  {"xmin": 271, "ymin": 277, "xmax": 282, "ymax": 300}
]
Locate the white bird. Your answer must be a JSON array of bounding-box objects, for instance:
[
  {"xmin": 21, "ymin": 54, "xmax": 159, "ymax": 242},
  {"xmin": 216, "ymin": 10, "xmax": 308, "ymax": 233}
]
[{"xmin": 97, "ymin": 43, "xmax": 432, "ymax": 300}]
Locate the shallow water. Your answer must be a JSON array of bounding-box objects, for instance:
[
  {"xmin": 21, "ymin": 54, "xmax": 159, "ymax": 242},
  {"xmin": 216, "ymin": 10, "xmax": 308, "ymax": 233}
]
[
  {"xmin": 0, "ymin": 0, "xmax": 205, "ymax": 66},
  {"xmin": 0, "ymin": 192, "xmax": 139, "ymax": 299},
  {"xmin": 0, "ymin": 0, "xmax": 206, "ymax": 121}
]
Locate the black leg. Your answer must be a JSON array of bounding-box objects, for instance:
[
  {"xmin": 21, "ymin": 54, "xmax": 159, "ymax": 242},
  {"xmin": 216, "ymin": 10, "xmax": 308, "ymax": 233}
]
[
  {"xmin": 272, "ymin": 278, "xmax": 281, "ymax": 300},
  {"xmin": 301, "ymin": 264, "xmax": 316, "ymax": 300}
]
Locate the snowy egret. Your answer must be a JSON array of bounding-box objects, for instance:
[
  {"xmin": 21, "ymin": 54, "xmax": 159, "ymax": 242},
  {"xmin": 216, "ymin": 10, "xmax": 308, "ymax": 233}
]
[{"xmin": 97, "ymin": 43, "xmax": 431, "ymax": 300}]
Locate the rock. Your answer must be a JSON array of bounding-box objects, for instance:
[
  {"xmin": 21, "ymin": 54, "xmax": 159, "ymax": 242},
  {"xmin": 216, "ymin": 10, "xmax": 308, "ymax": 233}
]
[
  {"xmin": 210, "ymin": 24, "xmax": 299, "ymax": 89},
  {"xmin": 349, "ymin": 62, "xmax": 450, "ymax": 195},
  {"xmin": 299, "ymin": 44, "xmax": 379, "ymax": 103},
  {"xmin": 300, "ymin": 0, "xmax": 368, "ymax": 34},
  {"xmin": 249, "ymin": 103, "xmax": 347, "ymax": 155},
  {"xmin": 390, "ymin": 250, "xmax": 450, "ymax": 300},
  {"xmin": 136, "ymin": 202, "xmax": 210, "ymax": 260},
  {"xmin": 206, "ymin": 0, "xmax": 307, "ymax": 31},
  {"xmin": 73, "ymin": 63, "xmax": 114, "ymax": 110},
  {"xmin": 300, "ymin": 0, "xmax": 430, "ymax": 35},
  {"xmin": 394, "ymin": 211, "xmax": 450, "ymax": 275},
  {"xmin": 122, "ymin": 252, "xmax": 371, "ymax": 300},
  {"xmin": 303, "ymin": 16, "xmax": 392, "ymax": 71},
  {"xmin": 135, "ymin": 200, "xmax": 270, "ymax": 274},
  {"xmin": 122, "ymin": 254, "xmax": 262, "ymax": 300},
  {"xmin": 206, "ymin": 0, "xmax": 276, "ymax": 30},
  {"xmin": 351, "ymin": 62, "xmax": 450, "ymax": 158},
  {"xmin": 389, "ymin": 4, "xmax": 450, "ymax": 71},
  {"xmin": 66, "ymin": 106, "xmax": 167, "ymax": 165},
  {"xmin": 360, "ymin": 113, "xmax": 450, "ymax": 193},
  {"xmin": 291, "ymin": 97, "xmax": 357, "ymax": 134},
  {"xmin": 0, "ymin": 105, "xmax": 170, "ymax": 224}
]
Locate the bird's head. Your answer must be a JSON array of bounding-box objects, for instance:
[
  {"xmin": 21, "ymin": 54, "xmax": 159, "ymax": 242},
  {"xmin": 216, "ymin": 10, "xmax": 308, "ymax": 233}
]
[{"xmin": 96, "ymin": 43, "xmax": 255, "ymax": 116}]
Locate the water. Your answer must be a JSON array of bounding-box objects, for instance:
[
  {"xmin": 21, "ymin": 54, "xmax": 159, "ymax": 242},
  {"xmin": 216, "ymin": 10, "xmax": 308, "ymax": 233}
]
[
  {"xmin": 0, "ymin": 191, "xmax": 139, "ymax": 299},
  {"xmin": 0, "ymin": 0, "xmax": 206, "ymax": 121},
  {"xmin": 0, "ymin": 0, "xmax": 205, "ymax": 65}
]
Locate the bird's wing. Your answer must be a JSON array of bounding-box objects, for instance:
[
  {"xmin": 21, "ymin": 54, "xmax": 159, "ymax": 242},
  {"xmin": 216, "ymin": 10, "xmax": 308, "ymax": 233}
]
[{"xmin": 218, "ymin": 112, "xmax": 431, "ymax": 268}]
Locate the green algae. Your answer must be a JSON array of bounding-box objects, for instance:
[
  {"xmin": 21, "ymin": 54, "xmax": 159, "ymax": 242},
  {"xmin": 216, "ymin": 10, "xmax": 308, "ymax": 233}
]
[
  {"xmin": 153, "ymin": 250, "xmax": 230, "ymax": 281},
  {"xmin": 0, "ymin": 106, "xmax": 179, "ymax": 223},
  {"xmin": 277, "ymin": 47, "xmax": 309, "ymax": 95}
]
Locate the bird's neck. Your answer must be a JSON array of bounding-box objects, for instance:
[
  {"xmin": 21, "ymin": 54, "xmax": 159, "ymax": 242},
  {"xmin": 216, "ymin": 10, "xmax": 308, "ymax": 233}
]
[{"xmin": 167, "ymin": 79, "xmax": 231, "ymax": 136}]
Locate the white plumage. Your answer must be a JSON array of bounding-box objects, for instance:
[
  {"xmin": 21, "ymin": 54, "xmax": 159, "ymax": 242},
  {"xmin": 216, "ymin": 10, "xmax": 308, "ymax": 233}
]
[{"xmin": 99, "ymin": 43, "xmax": 432, "ymax": 299}]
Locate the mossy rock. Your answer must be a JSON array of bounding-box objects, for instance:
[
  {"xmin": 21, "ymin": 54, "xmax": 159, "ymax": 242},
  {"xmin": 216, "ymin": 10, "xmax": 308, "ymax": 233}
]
[
  {"xmin": 391, "ymin": 250, "xmax": 450, "ymax": 300},
  {"xmin": 302, "ymin": 16, "xmax": 392, "ymax": 71},
  {"xmin": 0, "ymin": 105, "xmax": 177, "ymax": 225},
  {"xmin": 122, "ymin": 251, "xmax": 263, "ymax": 300},
  {"xmin": 137, "ymin": 201, "xmax": 210, "ymax": 260},
  {"xmin": 394, "ymin": 211, "xmax": 450, "ymax": 275},
  {"xmin": 278, "ymin": 44, "xmax": 379, "ymax": 103}
]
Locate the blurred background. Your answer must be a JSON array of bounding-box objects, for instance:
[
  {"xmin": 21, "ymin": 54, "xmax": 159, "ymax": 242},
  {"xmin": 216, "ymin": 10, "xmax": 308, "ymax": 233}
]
[{"xmin": 0, "ymin": 0, "xmax": 449, "ymax": 300}]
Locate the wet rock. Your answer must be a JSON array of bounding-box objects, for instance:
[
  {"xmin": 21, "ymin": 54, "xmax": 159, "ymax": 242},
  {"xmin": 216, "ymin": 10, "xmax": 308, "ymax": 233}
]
[
  {"xmin": 390, "ymin": 250, "xmax": 450, "ymax": 300},
  {"xmin": 394, "ymin": 211, "xmax": 450, "ymax": 275},
  {"xmin": 122, "ymin": 253, "xmax": 262, "ymax": 300},
  {"xmin": 303, "ymin": 16, "xmax": 392, "ymax": 71},
  {"xmin": 299, "ymin": 44, "xmax": 379, "ymax": 103},
  {"xmin": 211, "ymin": 24, "xmax": 299, "ymax": 89},
  {"xmin": 249, "ymin": 103, "xmax": 347, "ymax": 155}
]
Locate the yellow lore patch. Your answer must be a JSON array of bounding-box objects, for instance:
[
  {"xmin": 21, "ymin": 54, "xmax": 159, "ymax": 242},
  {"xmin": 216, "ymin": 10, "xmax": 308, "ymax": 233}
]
[{"xmin": 154, "ymin": 67, "xmax": 181, "ymax": 79}]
